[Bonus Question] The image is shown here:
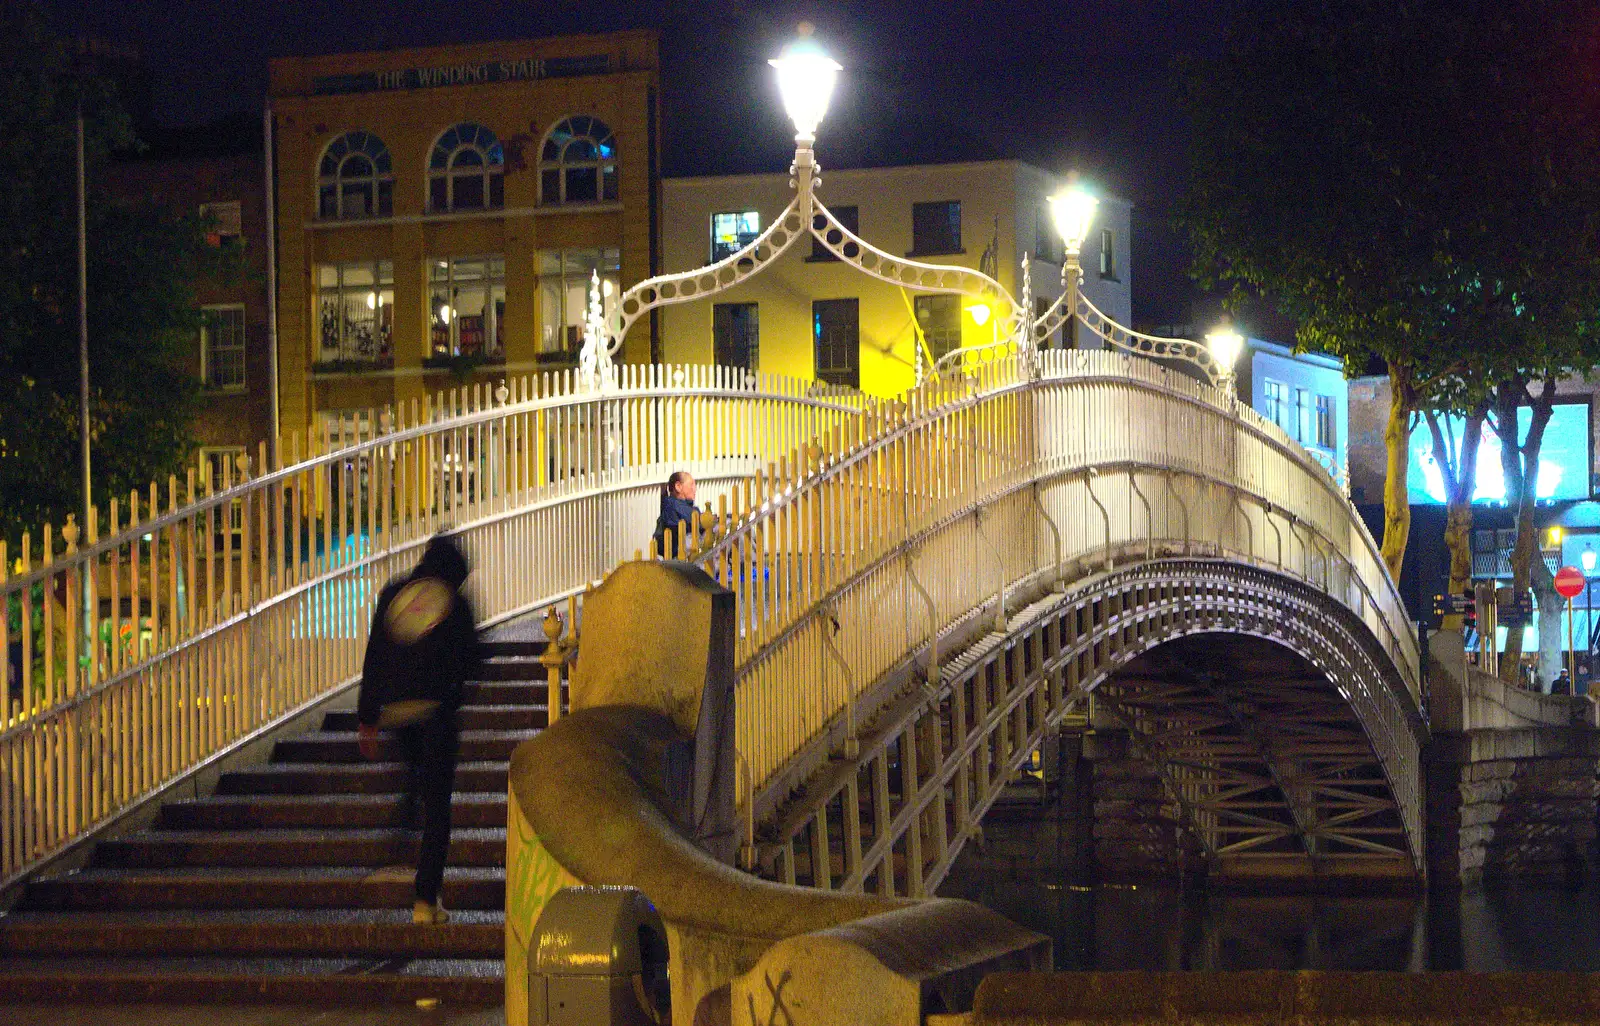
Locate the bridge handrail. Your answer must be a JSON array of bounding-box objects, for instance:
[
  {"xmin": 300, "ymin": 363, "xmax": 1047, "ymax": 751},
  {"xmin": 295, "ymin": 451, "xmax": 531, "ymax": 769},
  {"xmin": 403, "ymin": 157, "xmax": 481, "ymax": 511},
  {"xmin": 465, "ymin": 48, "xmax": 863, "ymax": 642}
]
[
  {"xmin": 0, "ymin": 363, "xmax": 867, "ymax": 887},
  {"xmin": 675, "ymin": 348, "xmax": 1418, "ymax": 796}
]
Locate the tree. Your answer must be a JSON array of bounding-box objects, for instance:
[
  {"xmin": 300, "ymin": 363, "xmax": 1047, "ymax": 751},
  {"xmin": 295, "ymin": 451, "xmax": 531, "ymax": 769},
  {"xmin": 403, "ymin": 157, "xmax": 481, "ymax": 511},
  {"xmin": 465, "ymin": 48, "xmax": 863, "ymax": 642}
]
[
  {"xmin": 0, "ymin": 4, "xmax": 219, "ymax": 545},
  {"xmin": 1176, "ymin": 0, "xmax": 1593, "ymax": 585}
]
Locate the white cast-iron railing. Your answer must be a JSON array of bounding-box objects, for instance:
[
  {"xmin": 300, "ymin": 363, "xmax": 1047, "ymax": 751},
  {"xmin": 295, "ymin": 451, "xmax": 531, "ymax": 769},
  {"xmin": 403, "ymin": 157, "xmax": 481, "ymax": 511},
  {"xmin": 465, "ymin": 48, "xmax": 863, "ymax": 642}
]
[
  {"xmin": 0, "ymin": 364, "xmax": 867, "ymax": 887},
  {"xmin": 663, "ymin": 349, "xmax": 1421, "ymax": 861}
]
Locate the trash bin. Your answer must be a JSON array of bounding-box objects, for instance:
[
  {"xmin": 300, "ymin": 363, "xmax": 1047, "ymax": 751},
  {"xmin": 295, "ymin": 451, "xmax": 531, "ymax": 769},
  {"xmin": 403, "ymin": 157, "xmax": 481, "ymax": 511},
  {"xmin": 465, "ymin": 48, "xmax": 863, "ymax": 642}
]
[{"xmin": 529, "ymin": 885, "xmax": 669, "ymax": 1026}]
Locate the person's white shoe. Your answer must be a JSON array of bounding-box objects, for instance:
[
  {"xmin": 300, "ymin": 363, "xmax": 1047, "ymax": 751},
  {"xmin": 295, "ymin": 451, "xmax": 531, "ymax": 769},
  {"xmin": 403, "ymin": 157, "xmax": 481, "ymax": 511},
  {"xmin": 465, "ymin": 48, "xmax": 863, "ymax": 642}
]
[{"xmin": 413, "ymin": 899, "xmax": 449, "ymax": 925}]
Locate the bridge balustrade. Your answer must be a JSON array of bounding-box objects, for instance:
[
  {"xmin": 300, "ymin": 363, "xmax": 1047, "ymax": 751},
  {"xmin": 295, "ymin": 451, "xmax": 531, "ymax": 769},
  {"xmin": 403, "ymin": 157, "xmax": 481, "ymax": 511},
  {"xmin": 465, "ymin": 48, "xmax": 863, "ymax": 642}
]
[
  {"xmin": 0, "ymin": 364, "xmax": 864, "ymax": 887},
  {"xmin": 670, "ymin": 349, "xmax": 1419, "ymax": 841}
]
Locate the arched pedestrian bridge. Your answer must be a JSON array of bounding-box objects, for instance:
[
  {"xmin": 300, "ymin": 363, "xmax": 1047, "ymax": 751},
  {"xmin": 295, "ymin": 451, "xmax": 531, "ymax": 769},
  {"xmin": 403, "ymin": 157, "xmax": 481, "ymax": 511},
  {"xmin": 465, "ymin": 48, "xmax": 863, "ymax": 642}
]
[{"xmin": 1, "ymin": 344, "xmax": 1423, "ymax": 896}]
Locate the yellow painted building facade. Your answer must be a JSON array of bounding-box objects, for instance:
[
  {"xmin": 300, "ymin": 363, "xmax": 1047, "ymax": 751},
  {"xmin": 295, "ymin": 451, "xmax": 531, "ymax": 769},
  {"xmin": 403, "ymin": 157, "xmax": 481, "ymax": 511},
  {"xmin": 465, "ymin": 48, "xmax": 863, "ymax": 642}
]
[
  {"xmin": 660, "ymin": 161, "xmax": 1132, "ymax": 398},
  {"xmin": 269, "ymin": 32, "xmax": 660, "ymax": 439}
]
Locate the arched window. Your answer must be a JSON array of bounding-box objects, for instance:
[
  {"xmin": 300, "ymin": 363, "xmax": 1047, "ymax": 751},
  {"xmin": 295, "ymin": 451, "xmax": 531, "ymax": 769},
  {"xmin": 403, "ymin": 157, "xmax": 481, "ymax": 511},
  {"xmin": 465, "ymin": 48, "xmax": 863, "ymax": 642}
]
[
  {"xmin": 318, "ymin": 132, "xmax": 393, "ymax": 219},
  {"xmin": 429, "ymin": 123, "xmax": 504, "ymax": 212},
  {"xmin": 540, "ymin": 116, "xmax": 617, "ymax": 205}
]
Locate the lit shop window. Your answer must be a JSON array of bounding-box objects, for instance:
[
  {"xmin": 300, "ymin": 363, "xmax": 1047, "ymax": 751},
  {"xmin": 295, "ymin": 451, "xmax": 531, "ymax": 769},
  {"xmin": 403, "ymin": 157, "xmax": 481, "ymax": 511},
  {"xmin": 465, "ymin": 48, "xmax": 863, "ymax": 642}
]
[
  {"xmin": 429, "ymin": 256, "xmax": 506, "ymax": 360},
  {"xmin": 537, "ymin": 248, "xmax": 621, "ymax": 354},
  {"xmin": 317, "ymin": 260, "xmax": 393, "ymax": 363}
]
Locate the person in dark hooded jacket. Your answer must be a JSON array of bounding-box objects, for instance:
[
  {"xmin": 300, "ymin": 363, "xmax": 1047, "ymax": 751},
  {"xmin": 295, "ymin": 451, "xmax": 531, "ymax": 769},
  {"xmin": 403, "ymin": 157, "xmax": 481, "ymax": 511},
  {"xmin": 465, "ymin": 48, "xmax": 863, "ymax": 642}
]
[
  {"xmin": 652, "ymin": 470, "xmax": 699, "ymax": 557},
  {"xmin": 357, "ymin": 533, "xmax": 481, "ymax": 924}
]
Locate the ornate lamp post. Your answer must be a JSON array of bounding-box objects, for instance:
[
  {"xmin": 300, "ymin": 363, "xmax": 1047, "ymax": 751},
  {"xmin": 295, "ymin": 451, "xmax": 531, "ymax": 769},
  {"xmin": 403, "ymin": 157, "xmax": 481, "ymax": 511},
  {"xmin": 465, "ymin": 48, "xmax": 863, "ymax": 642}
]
[
  {"xmin": 582, "ymin": 29, "xmax": 1237, "ymax": 397},
  {"xmin": 1046, "ymin": 184, "xmax": 1098, "ymax": 351}
]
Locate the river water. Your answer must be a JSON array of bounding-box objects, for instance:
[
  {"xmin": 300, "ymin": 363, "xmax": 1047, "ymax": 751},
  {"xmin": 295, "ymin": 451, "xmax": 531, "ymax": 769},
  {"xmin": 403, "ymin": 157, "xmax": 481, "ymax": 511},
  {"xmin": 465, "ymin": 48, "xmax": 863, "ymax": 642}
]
[
  {"xmin": 939, "ymin": 874, "xmax": 1600, "ymax": 971},
  {"xmin": 937, "ymin": 816, "xmax": 1600, "ymax": 971}
]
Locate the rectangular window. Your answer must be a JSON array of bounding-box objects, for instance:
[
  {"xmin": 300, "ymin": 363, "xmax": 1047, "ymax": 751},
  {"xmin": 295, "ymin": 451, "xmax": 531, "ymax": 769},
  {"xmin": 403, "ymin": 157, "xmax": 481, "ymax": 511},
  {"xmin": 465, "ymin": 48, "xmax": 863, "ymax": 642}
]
[
  {"xmin": 914, "ymin": 294, "xmax": 962, "ymax": 363},
  {"xmin": 911, "ymin": 201, "xmax": 961, "ymax": 256},
  {"xmin": 537, "ymin": 248, "xmax": 622, "ymax": 356},
  {"xmin": 1099, "ymin": 227, "xmax": 1116, "ymax": 279},
  {"xmin": 813, "ymin": 298, "xmax": 860, "ymax": 389},
  {"xmin": 710, "ymin": 210, "xmax": 761, "ymax": 263},
  {"xmin": 200, "ymin": 201, "xmax": 243, "ymax": 247},
  {"xmin": 811, "ymin": 205, "xmax": 859, "ymax": 260},
  {"xmin": 1262, "ymin": 379, "xmax": 1287, "ymax": 430},
  {"xmin": 317, "ymin": 260, "xmax": 394, "ymax": 365},
  {"xmin": 1295, "ymin": 387, "xmax": 1313, "ymax": 444},
  {"xmin": 712, "ymin": 303, "xmax": 760, "ymax": 372},
  {"xmin": 1034, "ymin": 206, "xmax": 1061, "ymax": 265},
  {"xmin": 1315, "ymin": 394, "xmax": 1336, "ymax": 448},
  {"xmin": 199, "ymin": 446, "xmax": 247, "ymax": 534},
  {"xmin": 200, "ymin": 305, "xmax": 246, "ymax": 391},
  {"xmin": 429, "ymin": 255, "xmax": 506, "ymax": 361}
]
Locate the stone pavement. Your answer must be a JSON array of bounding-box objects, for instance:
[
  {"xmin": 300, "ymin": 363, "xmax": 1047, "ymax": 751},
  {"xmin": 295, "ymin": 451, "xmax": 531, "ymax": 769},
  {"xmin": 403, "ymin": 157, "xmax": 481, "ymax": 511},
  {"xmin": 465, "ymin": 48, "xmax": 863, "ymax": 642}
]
[{"xmin": 0, "ymin": 1004, "xmax": 504, "ymax": 1026}]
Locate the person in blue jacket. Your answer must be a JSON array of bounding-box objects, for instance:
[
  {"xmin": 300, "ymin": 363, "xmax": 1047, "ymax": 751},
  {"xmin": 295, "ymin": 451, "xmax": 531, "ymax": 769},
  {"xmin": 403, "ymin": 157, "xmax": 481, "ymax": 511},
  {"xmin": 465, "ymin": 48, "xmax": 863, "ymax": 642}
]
[{"xmin": 652, "ymin": 470, "xmax": 699, "ymax": 557}]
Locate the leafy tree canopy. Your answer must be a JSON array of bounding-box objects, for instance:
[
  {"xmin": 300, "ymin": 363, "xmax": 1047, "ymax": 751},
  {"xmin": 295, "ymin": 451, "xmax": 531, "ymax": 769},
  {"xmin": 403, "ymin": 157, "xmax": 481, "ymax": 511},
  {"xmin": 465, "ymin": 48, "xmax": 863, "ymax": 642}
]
[
  {"xmin": 1177, "ymin": 0, "xmax": 1600, "ymax": 577},
  {"xmin": 0, "ymin": 4, "xmax": 224, "ymax": 546}
]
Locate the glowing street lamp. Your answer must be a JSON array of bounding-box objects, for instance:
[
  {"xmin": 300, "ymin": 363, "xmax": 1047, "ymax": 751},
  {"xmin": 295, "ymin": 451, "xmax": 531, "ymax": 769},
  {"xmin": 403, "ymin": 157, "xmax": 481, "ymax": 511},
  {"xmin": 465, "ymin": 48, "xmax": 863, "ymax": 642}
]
[
  {"xmin": 1048, "ymin": 184, "xmax": 1099, "ymax": 258},
  {"xmin": 966, "ymin": 303, "xmax": 992, "ymax": 327},
  {"xmin": 1205, "ymin": 323, "xmax": 1245, "ymax": 395},
  {"xmin": 769, "ymin": 33, "xmax": 842, "ymax": 146}
]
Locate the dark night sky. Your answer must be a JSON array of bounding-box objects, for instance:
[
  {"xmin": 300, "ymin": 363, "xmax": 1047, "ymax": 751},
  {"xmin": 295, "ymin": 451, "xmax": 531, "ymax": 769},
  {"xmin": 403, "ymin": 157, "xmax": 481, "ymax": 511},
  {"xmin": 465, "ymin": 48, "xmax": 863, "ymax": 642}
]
[{"xmin": 44, "ymin": 0, "xmax": 1240, "ymax": 326}]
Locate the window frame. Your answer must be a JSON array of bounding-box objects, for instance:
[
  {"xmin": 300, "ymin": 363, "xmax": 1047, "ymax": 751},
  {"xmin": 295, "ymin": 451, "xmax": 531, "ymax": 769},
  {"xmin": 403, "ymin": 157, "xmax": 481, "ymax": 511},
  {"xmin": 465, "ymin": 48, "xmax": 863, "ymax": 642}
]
[
  {"xmin": 1295, "ymin": 387, "xmax": 1313, "ymax": 444},
  {"xmin": 913, "ymin": 293, "xmax": 962, "ymax": 363},
  {"xmin": 1262, "ymin": 379, "xmax": 1288, "ymax": 431},
  {"xmin": 199, "ymin": 446, "xmax": 247, "ymax": 534},
  {"xmin": 536, "ymin": 247, "xmax": 622, "ymax": 357},
  {"xmin": 812, "ymin": 297, "xmax": 861, "ymax": 390},
  {"xmin": 199, "ymin": 201, "xmax": 243, "ymax": 247},
  {"xmin": 1099, "ymin": 226, "xmax": 1117, "ymax": 279},
  {"xmin": 909, "ymin": 200, "xmax": 962, "ymax": 257},
  {"xmin": 709, "ymin": 210, "xmax": 761, "ymax": 264},
  {"xmin": 1315, "ymin": 394, "xmax": 1337, "ymax": 449},
  {"xmin": 539, "ymin": 115, "xmax": 619, "ymax": 206},
  {"xmin": 317, "ymin": 132, "xmax": 394, "ymax": 220},
  {"xmin": 428, "ymin": 123, "xmax": 505, "ymax": 213},
  {"xmin": 1033, "ymin": 205, "xmax": 1061, "ymax": 265},
  {"xmin": 316, "ymin": 260, "xmax": 395, "ymax": 365},
  {"xmin": 200, "ymin": 303, "xmax": 247, "ymax": 392},
  {"xmin": 810, "ymin": 205, "xmax": 859, "ymax": 261},
  {"xmin": 429, "ymin": 256, "xmax": 507, "ymax": 361},
  {"xmin": 712, "ymin": 302, "xmax": 760, "ymax": 373}
]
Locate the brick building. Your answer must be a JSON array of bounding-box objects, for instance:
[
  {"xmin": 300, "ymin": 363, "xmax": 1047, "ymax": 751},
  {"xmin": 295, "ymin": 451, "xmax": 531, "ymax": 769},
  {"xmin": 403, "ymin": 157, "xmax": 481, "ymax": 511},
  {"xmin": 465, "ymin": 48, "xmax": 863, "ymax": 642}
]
[{"xmin": 102, "ymin": 118, "xmax": 277, "ymax": 483}]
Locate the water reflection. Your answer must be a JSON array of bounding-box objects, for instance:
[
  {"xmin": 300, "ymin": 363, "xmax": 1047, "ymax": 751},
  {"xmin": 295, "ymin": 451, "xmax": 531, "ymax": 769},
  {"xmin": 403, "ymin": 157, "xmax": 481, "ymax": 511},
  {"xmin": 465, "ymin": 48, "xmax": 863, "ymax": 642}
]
[{"xmin": 937, "ymin": 874, "xmax": 1600, "ymax": 971}]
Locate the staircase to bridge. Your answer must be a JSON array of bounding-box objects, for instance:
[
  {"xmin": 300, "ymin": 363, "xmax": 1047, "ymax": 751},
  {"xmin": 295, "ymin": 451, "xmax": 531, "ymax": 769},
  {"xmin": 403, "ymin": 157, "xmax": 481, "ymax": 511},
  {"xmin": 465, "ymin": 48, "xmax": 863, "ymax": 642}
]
[{"xmin": 0, "ymin": 637, "xmax": 551, "ymax": 1002}]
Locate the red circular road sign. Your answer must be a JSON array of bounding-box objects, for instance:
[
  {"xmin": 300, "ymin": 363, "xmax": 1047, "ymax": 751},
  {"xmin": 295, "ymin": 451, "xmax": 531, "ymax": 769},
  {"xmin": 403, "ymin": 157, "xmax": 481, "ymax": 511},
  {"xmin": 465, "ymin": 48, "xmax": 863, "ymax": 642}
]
[{"xmin": 1555, "ymin": 565, "xmax": 1586, "ymax": 599}]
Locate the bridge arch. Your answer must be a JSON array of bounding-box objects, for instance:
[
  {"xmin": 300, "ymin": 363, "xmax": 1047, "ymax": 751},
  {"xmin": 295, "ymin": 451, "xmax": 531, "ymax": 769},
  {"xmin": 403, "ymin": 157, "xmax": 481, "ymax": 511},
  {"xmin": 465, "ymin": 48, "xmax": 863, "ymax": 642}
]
[{"xmin": 753, "ymin": 558, "xmax": 1426, "ymax": 898}]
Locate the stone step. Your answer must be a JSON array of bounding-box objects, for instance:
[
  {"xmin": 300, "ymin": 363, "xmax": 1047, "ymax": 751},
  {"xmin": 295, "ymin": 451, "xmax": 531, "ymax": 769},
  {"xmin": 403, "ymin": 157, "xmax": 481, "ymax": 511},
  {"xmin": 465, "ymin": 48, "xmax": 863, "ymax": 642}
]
[
  {"xmin": 273, "ymin": 729, "xmax": 538, "ymax": 764},
  {"xmin": 158, "ymin": 792, "xmax": 507, "ymax": 831},
  {"xmin": 322, "ymin": 704, "xmax": 546, "ymax": 732},
  {"xmin": 474, "ymin": 657, "xmax": 549, "ymax": 681},
  {"xmin": 0, "ymin": 909, "xmax": 503, "ymax": 959},
  {"xmin": 462, "ymin": 679, "xmax": 552, "ymax": 705},
  {"xmin": 216, "ymin": 760, "xmax": 508, "ymax": 796},
  {"xmin": 22, "ymin": 866, "xmax": 506, "ymax": 912},
  {"xmin": 0, "ymin": 955, "xmax": 503, "ymax": 1005},
  {"xmin": 480, "ymin": 638, "xmax": 546, "ymax": 658},
  {"xmin": 91, "ymin": 828, "xmax": 507, "ymax": 870}
]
